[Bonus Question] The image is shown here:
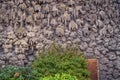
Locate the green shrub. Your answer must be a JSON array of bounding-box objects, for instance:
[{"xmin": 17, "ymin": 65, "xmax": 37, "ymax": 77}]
[
  {"xmin": 31, "ymin": 44, "xmax": 90, "ymax": 80},
  {"xmin": 0, "ymin": 44, "xmax": 90, "ymax": 80},
  {"xmin": 41, "ymin": 73, "xmax": 78, "ymax": 80},
  {"xmin": 0, "ymin": 65, "xmax": 37, "ymax": 80}
]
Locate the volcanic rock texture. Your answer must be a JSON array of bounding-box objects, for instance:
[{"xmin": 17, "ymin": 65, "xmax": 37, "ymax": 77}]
[{"xmin": 0, "ymin": 0, "xmax": 120, "ymax": 80}]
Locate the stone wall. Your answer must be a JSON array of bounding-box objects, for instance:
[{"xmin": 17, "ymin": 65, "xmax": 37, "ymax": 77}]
[{"xmin": 0, "ymin": 0, "xmax": 120, "ymax": 80}]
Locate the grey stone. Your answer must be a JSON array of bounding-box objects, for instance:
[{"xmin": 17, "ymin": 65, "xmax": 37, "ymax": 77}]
[
  {"xmin": 0, "ymin": 55, "xmax": 6, "ymax": 61},
  {"xmin": 14, "ymin": 39, "xmax": 29, "ymax": 54},
  {"xmin": 107, "ymin": 52, "xmax": 117, "ymax": 61},
  {"xmin": 17, "ymin": 60, "xmax": 24, "ymax": 66},
  {"xmin": 36, "ymin": 43, "xmax": 44, "ymax": 49},
  {"xmin": 79, "ymin": 7, "xmax": 86, "ymax": 14},
  {"xmin": 76, "ymin": 19, "xmax": 83, "ymax": 26},
  {"xmin": 115, "ymin": 78, "xmax": 120, "ymax": 80},
  {"xmin": 28, "ymin": 7, "xmax": 34, "ymax": 15},
  {"xmin": 26, "ymin": 25, "xmax": 33, "ymax": 32},
  {"xmin": 61, "ymin": 43, "xmax": 67, "ymax": 49},
  {"xmin": 69, "ymin": 20, "xmax": 78, "ymax": 31},
  {"xmin": 99, "ymin": 27, "xmax": 107, "ymax": 37},
  {"xmin": 117, "ymin": 0, "xmax": 120, "ymax": 3},
  {"xmin": 116, "ymin": 51, "xmax": 120, "ymax": 56},
  {"xmin": 113, "ymin": 70, "xmax": 120, "ymax": 79},
  {"xmin": 82, "ymin": 37, "xmax": 91, "ymax": 42},
  {"xmin": 61, "ymin": 37, "xmax": 66, "ymax": 42},
  {"xmin": 106, "ymin": 74, "xmax": 114, "ymax": 80},
  {"xmin": 6, "ymin": 53, "xmax": 13, "ymax": 59},
  {"xmin": 108, "ymin": 44, "xmax": 117, "ymax": 50},
  {"xmin": 102, "ymin": 48, "xmax": 109, "ymax": 55},
  {"xmin": 89, "ymin": 41, "xmax": 96, "ymax": 47},
  {"xmin": 100, "ymin": 71, "xmax": 107, "ymax": 80},
  {"xmin": 39, "ymin": 12, "xmax": 45, "ymax": 19},
  {"xmin": 94, "ymin": 48, "xmax": 100, "ymax": 56},
  {"xmin": 0, "ymin": 60, "xmax": 5, "ymax": 65},
  {"xmin": 99, "ymin": 64, "xmax": 108, "ymax": 71},
  {"xmin": 107, "ymin": 24, "xmax": 113, "ymax": 34},
  {"xmin": 19, "ymin": 3, "xmax": 27, "ymax": 10},
  {"xmin": 65, "ymin": 29, "xmax": 70, "ymax": 37},
  {"xmin": 96, "ymin": 45, "xmax": 105, "ymax": 51},
  {"xmin": 0, "ymin": 8, "xmax": 7, "ymax": 15},
  {"xmin": 116, "ymin": 57, "xmax": 120, "ymax": 69},
  {"xmin": 43, "ymin": 4, "xmax": 49, "ymax": 13},
  {"xmin": 62, "ymin": 11, "xmax": 71, "ymax": 25},
  {"xmin": 96, "ymin": 19, "xmax": 104, "ymax": 28},
  {"xmin": 84, "ymin": 51, "xmax": 94, "ymax": 58},
  {"xmin": 2, "ymin": 44, "xmax": 12, "ymax": 53},
  {"xmin": 73, "ymin": 38, "xmax": 80, "ymax": 44},
  {"xmin": 28, "ymin": 56, "xmax": 34, "ymax": 61},
  {"xmin": 114, "ymin": 28, "xmax": 119, "ymax": 34},
  {"xmin": 18, "ymin": 54, "xmax": 26, "ymax": 60},
  {"xmin": 26, "ymin": 15, "xmax": 33, "ymax": 23},
  {"xmin": 52, "ymin": 5, "xmax": 59, "ymax": 16},
  {"xmin": 89, "ymin": 33, "xmax": 96, "ymax": 40},
  {"xmin": 79, "ymin": 42, "xmax": 88, "ymax": 50},
  {"xmin": 70, "ymin": 32, "xmax": 77, "ymax": 38},
  {"xmin": 44, "ymin": 39, "xmax": 53, "ymax": 44},
  {"xmin": 9, "ymin": 57, "xmax": 18, "ymax": 63},
  {"xmin": 15, "ymin": 27, "xmax": 26, "ymax": 39},
  {"xmin": 67, "ymin": 37, "xmax": 73, "ymax": 41},
  {"xmin": 42, "ymin": 19, "xmax": 48, "ymax": 26},
  {"xmin": 116, "ymin": 43, "xmax": 120, "ymax": 50},
  {"xmin": 91, "ymin": 25, "xmax": 98, "ymax": 32},
  {"xmin": 68, "ymin": 0, "xmax": 75, "ymax": 6},
  {"xmin": 100, "ymin": 57, "xmax": 109, "ymax": 64},
  {"xmin": 66, "ymin": 41, "xmax": 72, "ymax": 44},
  {"xmin": 18, "ymin": 0, "xmax": 23, "ymax": 4},
  {"xmin": 50, "ymin": 18, "xmax": 57, "ymax": 26},
  {"xmin": 27, "ymin": 32, "xmax": 35, "ymax": 38},
  {"xmin": 34, "ymin": 5, "xmax": 41, "ymax": 12},
  {"xmin": 106, "ymin": 61, "xmax": 114, "ymax": 68},
  {"xmin": 56, "ymin": 27, "xmax": 64, "ymax": 36},
  {"xmin": 86, "ymin": 48, "xmax": 94, "ymax": 53},
  {"xmin": 0, "ymin": 25, "xmax": 3, "ymax": 32},
  {"xmin": 106, "ymin": 68, "xmax": 114, "ymax": 75},
  {"xmin": 34, "ymin": 13, "xmax": 39, "ymax": 21},
  {"xmin": 43, "ymin": 29, "xmax": 53, "ymax": 38},
  {"xmin": 99, "ymin": 10, "xmax": 106, "ymax": 19},
  {"xmin": 82, "ymin": 23, "xmax": 90, "ymax": 37}
]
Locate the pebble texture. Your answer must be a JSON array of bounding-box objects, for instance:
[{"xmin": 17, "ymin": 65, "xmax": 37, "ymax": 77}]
[{"xmin": 0, "ymin": 0, "xmax": 120, "ymax": 80}]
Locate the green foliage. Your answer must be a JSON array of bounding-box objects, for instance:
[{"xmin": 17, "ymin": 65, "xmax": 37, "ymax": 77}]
[
  {"xmin": 0, "ymin": 65, "xmax": 37, "ymax": 80},
  {"xmin": 31, "ymin": 44, "xmax": 90, "ymax": 80},
  {"xmin": 41, "ymin": 73, "xmax": 78, "ymax": 80},
  {"xmin": 0, "ymin": 44, "xmax": 90, "ymax": 80}
]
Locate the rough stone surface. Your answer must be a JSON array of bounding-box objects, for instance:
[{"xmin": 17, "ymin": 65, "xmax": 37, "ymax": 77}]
[{"xmin": 0, "ymin": 0, "xmax": 120, "ymax": 80}]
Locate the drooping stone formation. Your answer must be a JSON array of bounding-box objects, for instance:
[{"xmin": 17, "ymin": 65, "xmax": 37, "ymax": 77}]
[{"xmin": 0, "ymin": 0, "xmax": 120, "ymax": 80}]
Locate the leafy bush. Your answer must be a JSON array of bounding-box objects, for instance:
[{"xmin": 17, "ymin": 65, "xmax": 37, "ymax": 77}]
[
  {"xmin": 41, "ymin": 73, "xmax": 78, "ymax": 80},
  {"xmin": 0, "ymin": 44, "xmax": 90, "ymax": 80},
  {"xmin": 0, "ymin": 65, "xmax": 37, "ymax": 80},
  {"xmin": 31, "ymin": 44, "xmax": 90, "ymax": 80}
]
